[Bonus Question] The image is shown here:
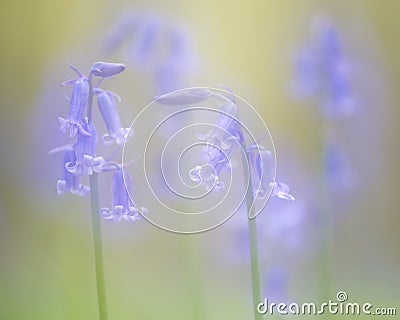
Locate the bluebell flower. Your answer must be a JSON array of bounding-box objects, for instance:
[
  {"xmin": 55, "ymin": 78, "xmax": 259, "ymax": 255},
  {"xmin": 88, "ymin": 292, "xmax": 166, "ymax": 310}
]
[
  {"xmin": 189, "ymin": 100, "xmax": 243, "ymax": 191},
  {"xmin": 56, "ymin": 150, "xmax": 90, "ymax": 196},
  {"xmin": 58, "ymin": 64, "xmax": 89, "ymax": 137},
  {"xmin": 66, "ymin": 118, "xmax": 105, "ymax": 176},
  {"xmin": 90, "ymin": 62, "xmax": 126, "ymax": 78},
  {"xmin": 293, "ymin": 16, "xmax": 357, "ymax": 117},
  {"xmin": 247, "ymin": 145, "xmax": 295, "ymax": 201},
  {"xmin": 94, "ymin": 89, "xmax": 132, "ymax": 145},
  {"xmin": 101, "ymin": 170, "xmax": 147, "ymax": 222}
]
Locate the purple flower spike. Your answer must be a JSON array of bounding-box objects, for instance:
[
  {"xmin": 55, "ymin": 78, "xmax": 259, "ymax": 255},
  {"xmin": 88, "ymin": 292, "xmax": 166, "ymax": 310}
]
[
  {"xmin": 90, "ymin": 62, "xmax": 126, "ymax": 78},
  {"xmin": 59, "ymin": 65, "xmax": 89, "ymax": 137},
  {"xmin": 101, "ymin": 170, "xmax": 147, "ymax": 222},
  {"xmin": 95, "ymin": 89, "xmax": 132, "ymax": 145},
  {"xmin": 66, "ymin": 118, "xmax": 105, "ymax": 176},
  {"xmin": 248, "ymin": 145, "xmax": 295, "ymax": 201},
  {"xmin": 56, "ymin": 150, "xmax": 90, "ymax": 196}
]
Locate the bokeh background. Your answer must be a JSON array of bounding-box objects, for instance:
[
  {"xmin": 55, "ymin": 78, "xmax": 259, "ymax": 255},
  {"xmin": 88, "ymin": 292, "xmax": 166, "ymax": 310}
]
[{"xmin": 1, "ymin": 0, "xmax": 399, "ymax": 319}]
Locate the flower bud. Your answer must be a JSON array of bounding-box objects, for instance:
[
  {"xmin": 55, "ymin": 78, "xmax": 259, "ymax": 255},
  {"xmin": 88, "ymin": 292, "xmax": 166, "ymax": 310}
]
[{"xmin": 90, "ymin": 62, "xmax": 126, "ymax": 77}]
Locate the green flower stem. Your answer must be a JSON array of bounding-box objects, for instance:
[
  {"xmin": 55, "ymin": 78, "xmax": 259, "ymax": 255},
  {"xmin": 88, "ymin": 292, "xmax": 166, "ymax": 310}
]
[
  {"xmin": 241, "ymin": 145, "xmax": 264, "ymax": 320},
  {"xmin": 87, "ymin": 74, "xmax": 108, "ymax": 320},
  {"xmin": 89, "ymin": 173, "xmax": 108, "ymax": 320}
]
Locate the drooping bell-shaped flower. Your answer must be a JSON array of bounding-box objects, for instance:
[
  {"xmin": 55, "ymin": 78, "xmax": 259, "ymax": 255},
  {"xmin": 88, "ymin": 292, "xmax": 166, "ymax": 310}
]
[
  {"xmin": 203, "ymin": 100, "xmax": 243, "ymax": 163},
  {"xmin": 90, "ymin": 62, "xmax": 126, "ymax": 78},
  {"xmin": 58, "ymin": 64, "xmax": 89, "ymax": 137},
  {"xmin": 56, "ymin": 150, "xmax": 90, "ymax": 196},
  {"xmin": 248, "ymin": 145, "xmax": 295, "ymax": 201},
  {"xmin": 95, "ymin": 89, "xmax": 132, "ymax": 145},
  {"xmin": 189, "ymin": 100, "xmax": 243, "ymax": 191},
  {"xmin": 66, "ymin": 118, "xmax": 105, "ymax": 176},
  {"xmin": 101, "ymin": 170, "xmax": 147, "ymax": 222}
]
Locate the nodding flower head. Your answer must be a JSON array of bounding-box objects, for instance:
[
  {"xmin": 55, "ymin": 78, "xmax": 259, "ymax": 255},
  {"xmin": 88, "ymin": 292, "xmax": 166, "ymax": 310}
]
[
  {"xmin": 90, "ymin": 62, "xmax": 126, "ymax": 78},
  {"xmin": 189, "ymin": 100, "xmax": 243, "ymax": 192},
  {"xmin": 202, "ymin": 100, "xmax": 243, "ymax": 166},
  {"xmin": 59, "ymin": 64, "xmax": 89, "ymax": 137},
  {"xmin": 101, "ymin": 170, "xmax": 147, "ymax": 222},
  {"xmin": 248, "ymin": 145, "xmax": 295, "ymax": 201},
  {"xmin": 56, "ymin": 150, "xmax": 90, "ymax": 196},
  {"xmin": 95, "ymin": 89, "xmax": 132, "ymax": 145},
  {"xmin": 66, "ymin": 118, "xmax": 105, "ymax": 176}
]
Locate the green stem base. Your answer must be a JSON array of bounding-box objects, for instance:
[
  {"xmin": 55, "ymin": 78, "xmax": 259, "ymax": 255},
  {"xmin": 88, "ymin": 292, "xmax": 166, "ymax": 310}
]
[{"xmin": 89, "ymin": 173, "xmax": 108, "ymax": 320}]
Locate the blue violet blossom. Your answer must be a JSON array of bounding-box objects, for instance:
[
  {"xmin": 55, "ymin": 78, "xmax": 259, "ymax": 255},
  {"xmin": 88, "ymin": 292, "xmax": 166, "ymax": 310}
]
[
  {"xmin": 65, "ymin": 117, "xmax": 106, "ymax": 176},
  {"xmin": 95, "ymin": 89, "xmax": 132, "ymax": 145},
  {"xmin": 101, "ymin": 170, "xmax": 148, "ymax": 222},
  {"xmin": 56, "ymin": 149, "xmax": 90, "ymax": 196},
  {"xmin": 53, "ymin": 62, "xmax": 145, "ymax": 222},
  {"xmin": 58, "ymin": 64, "xmax": 89, "ymax": 137},
  {"xmin": 247, "ymin": 145, "xmax": 295, "ymax": 201},
  {"xmin": 187, "ymin": 91, "xmax": 294, "ymax": 200},
  {"xmin": 189, "ymin": 99, "xmax": 243, "ymax": 191}
]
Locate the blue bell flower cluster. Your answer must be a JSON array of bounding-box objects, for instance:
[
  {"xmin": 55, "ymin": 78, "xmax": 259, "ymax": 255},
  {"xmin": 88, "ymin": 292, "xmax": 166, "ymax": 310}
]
[
  {"xmin": 158, "ymin": 88, "xmax": 295, "ymax": 201},
  {"xmin": 53, "ymin": 62, "xmax": 146, "ymax": 222}
]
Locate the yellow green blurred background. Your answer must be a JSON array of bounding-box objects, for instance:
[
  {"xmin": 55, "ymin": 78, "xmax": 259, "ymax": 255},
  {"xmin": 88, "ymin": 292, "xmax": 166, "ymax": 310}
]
[{"xmin": 1, "ymin": 0, "xmax": 399, "ymax": 319}]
